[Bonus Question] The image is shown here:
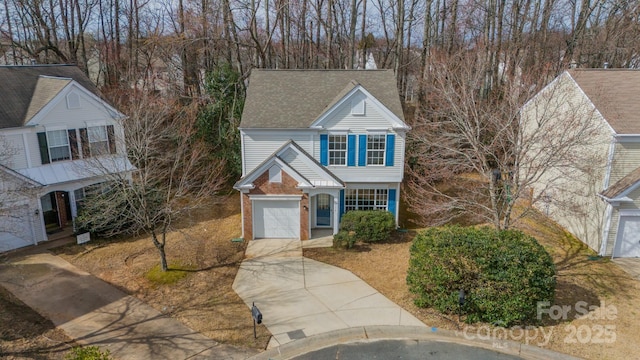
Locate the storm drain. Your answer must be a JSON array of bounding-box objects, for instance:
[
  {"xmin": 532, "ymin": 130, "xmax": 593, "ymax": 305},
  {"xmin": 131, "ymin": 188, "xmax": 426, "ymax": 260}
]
[{"xmin": 287, "ymin": 329, "xmax": 307, "ymax": 340}]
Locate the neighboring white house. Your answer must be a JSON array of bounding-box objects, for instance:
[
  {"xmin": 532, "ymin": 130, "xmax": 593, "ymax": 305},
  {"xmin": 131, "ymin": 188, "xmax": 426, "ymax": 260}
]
[
  {"xmin": 0, "ymin": 65, "xmax": 134, "ymax": 252},
  {"xmin": 234, "ymin": 69, "xmax": 410, "ymax": 240},
  {"xmin": 523, "ymin": 69, "xmax": 640, "ymax": 258}
]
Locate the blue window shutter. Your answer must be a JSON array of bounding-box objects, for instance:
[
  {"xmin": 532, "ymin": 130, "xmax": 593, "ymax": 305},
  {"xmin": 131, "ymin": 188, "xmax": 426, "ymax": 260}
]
[
  {"xmin": 388, "ymin": 188, "xmax": 397, "ymax": 217},
  {"xmin": 358, "ymin": 134, "xmax": 367, "ymax": 166},
  {"xmin": 385, "ymin": 134, "xmax": 395, "ymax": 166},
  {"xmin": 347, "ymin": 134, "xmax": 356, "ymax": 166},
  {"xmin": 320, "ymin": 134, "xmax": 328, "ymax": 165},
  {"xmin": 339, "ymin": 189, "xmax": 345, "ymax": 221}
]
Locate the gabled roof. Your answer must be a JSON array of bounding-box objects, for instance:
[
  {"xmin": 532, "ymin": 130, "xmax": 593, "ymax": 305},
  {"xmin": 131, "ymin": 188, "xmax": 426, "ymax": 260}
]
[
  {"xmin": 24, "ymin": 76, "xmax": 72, "ymax": 123},
  {"xmin": 0, "ymin": 65, "xmax": 102, "ymax": 129},
  {"xmin": 600, "ymin": 166, "xmax": 640, "ymax": 201},
  {"xmin": 234, "ymin": 140, "xmax": 344, "ymax": 190},
  {"xmin": 568, "ymin": 69, "xmax": 640, "ymax": 134},
  {"xmin": 240, "ymin": 69, "xmax": 404, "ymax": 128}
]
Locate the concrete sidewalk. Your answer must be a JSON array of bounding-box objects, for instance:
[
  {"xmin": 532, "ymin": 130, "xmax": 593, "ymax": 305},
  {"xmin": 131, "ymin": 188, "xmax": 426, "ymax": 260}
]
[
  {"xmin": 0, "ymin": 252, "xmax": 255, "ymax": 360},
  {"xmin": 232, "ymin": 239, "xmax": 426, "ymax": 349}
]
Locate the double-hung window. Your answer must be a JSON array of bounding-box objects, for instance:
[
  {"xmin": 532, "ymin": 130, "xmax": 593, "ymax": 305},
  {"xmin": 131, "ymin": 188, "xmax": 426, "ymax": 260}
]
[
  {"xmin": 328, "ymin": 134, "xmax": 347, "ymax": 165},
  {"xmin": 366, "ymin": 134, "xmax": 385, "ymax": 165},
  {"xmin": 88, "ymin": 125, "xmax": 109, "ymax": 156},
  {"xmin": 344, "ymin": 188, "xmax": 388, "ymax": 212},
  {"xmin": 47, "ymin": 130, "xmax": 71, "ymax": 162}
]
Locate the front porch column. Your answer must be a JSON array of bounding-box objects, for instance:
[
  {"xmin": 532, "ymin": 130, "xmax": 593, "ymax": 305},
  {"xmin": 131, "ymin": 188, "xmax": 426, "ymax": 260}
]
[{"xmin": 333, "ymin": 194, "xmax": 340, "ymax": 235}]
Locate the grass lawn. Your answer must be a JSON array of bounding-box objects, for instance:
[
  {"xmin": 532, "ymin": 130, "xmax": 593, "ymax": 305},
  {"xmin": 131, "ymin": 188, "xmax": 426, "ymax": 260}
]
[
  {"xmin": 52, "ymin": 193, "xmax": 271, "ymax": 351},
  {"xmin": 304, "ymin": 207, "xmax": 640, "ymax": 360},
  {"xmin": 3, "ymin": 192, "xmax": 638, "ymax": 359}
]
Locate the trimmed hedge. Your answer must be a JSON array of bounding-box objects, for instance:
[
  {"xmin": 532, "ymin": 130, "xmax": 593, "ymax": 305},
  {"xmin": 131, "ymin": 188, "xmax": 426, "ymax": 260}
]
[
  {"xmin": 406, "ymin": 225, "xmax": 556, "ymax": 326},
  {"xmin": 333, "ymin": 210, "xmax": 395, "ymax": 249}
]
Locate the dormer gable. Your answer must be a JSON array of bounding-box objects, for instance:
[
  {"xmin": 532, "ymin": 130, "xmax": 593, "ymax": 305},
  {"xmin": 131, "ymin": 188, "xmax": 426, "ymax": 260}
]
[
  {"xmin": 234, "ymin": 141, "xmax": 344, "ymax": 191},
  {"xmin": 309, "ymin": 85, "xmax": 410, "ymax": 131},
  {"xmin": 24, "ymin": 79, "xmax": 124, "ymax": 127}
]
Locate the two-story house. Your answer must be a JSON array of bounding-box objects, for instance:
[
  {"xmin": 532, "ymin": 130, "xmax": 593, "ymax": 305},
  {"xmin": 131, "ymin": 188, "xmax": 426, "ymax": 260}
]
[
  {"xmin": 233, "ymin": 69, "xmax": 410, "ymax": 240},
  {"xmin": 523, "ymin": 69, "xmax": 640, "ymax": 258},
  {"xmin": 0, "ymin": 65, "xmax": 134, "ymax": 252}
]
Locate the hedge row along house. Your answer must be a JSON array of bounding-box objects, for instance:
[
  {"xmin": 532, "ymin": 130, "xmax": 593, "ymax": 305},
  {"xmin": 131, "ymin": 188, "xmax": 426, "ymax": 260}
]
[{"xmin": 0, "ymin": 65, "xmax": 134, "ymax": 252}]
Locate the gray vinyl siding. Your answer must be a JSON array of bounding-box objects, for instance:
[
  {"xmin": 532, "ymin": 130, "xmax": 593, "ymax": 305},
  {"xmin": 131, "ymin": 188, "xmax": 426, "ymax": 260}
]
[
  {"xmin": 280, "ymin": 148, "xmax": 324, "ymax": 183},
  {"xmin": 313, "ymin": 131, "xmax": 405, "ymax": 182},
  {"xmin": 322, "ymin": 100, "xmax": 395, "ymax": 132},
  {"xmin": 606, "ymin": 187, "xmax": 640, "ymax": 256},
  {"xmin": 2, "ymin": 133, "xmax": 28, "ymax": 169},
  {"xmin": 606, "ymin": 210, "xmax": 620, "ymax": 256},
  {"xmin": 522, "ymin": 74, "xmax": 612, "ymax": 253},
  {"xmin": 609, "ymin": 141, "xmax": 640, "ymax": 185},
  {"xmin": 40, "ymin": 88, "xmax": 115, "ymax": 127},
  {"xmin": 242, "ymin": 131, "xmax": 314, "ymax": 175}
]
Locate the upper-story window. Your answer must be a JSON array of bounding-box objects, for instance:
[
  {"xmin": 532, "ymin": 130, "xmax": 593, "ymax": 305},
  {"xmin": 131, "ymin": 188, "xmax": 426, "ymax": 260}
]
[
  {"xmin": 88, "ymin": 125, "xmax": 109, "ymax": 156},
  {"xmin": 47, "ymin": 130, "xmax": 71, "ymax": 162},
  {"xmin": 328, "ymin": 134, "xmax": 347, "ymax": 165},
  {"xmin": 367, "ymin": 134, "xmax": 385, "ymax": 165}
]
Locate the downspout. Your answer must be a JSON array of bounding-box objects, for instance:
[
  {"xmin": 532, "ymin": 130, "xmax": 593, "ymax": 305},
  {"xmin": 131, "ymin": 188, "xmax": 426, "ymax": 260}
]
[{"xmin": 599, "ymin": 135, "xmax": 617, "ymax": 256}]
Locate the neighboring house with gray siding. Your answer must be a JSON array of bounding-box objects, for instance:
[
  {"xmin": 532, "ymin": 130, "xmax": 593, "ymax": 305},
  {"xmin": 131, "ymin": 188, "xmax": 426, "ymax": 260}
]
[
  {"xmin": 234, "ymin": 69, "xmax": 410, "ymax": 240},
  {"xmin": 524, "ymin": 69, "xmax": 640, "ymax": 258},
  {"xmin": 0, "ymin": 65, "xmax": 134, "ymax": 252}
]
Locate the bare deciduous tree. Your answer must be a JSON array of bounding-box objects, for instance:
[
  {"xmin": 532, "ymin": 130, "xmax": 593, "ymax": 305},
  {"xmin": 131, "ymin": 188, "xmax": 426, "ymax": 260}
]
[
  {"xmin": 77, "ymin": 95, "xmax": 227, "ymax": 271},
  {"xmin": 406, "ymin": 51, "xmax": 607, "ymax": 230}
]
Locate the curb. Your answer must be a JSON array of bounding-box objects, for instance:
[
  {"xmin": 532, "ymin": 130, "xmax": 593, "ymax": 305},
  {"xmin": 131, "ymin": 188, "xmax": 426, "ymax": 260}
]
[{"xmin": 248, "ymin": 325, "xmax": 582, "ymax": 360}]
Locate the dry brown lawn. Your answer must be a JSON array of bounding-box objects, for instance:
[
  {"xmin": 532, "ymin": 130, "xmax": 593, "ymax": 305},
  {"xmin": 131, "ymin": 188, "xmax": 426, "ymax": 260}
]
[
  {"xmin": 0, "ymin": 286, "xmax": 76, "ymax": 359},
  {"xmin": 305, "ymin": 209, "xmax": 640, "ymax": 360},
  {"xmin": 52, "ymin": 193, "xmax": 271, "ymax": 351},
  {"xmin": 4, "ymin": 192, "xmax": 639, "ymax": 359}
]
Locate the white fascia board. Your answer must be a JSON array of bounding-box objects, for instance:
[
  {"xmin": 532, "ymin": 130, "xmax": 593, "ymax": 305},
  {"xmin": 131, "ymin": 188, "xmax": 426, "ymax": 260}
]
[
  {"xmin": 310, "ymin": 85, "xmax": 410, "ymax": 130},
  {"xmin": 0, "ymin": 127, "xmax": 31, "ymax": 135},
  {"xmin": 276, "ymin": 145, "xmax": 343, "ymax": 186},
  {"xmin": 25, "ymin": 81, "xmax": 124, "ymax": 126},
  {"xmin": 234, "ymin": 156, "xmax": 313, "ymax": 189},
  {"xmin": 240, "ymin": 128, "xmax": 317, "ymax": 134},
  {"xmin": 613, "ymin": 180, "xmax": 640, "ymax": 201},
  {"xmin": 248, "ymin": 194, "xmax": 302, "ymax": 200},
  {"xmin": 614, "ymin": 134, "xmax": 640, "ymax": 142}
]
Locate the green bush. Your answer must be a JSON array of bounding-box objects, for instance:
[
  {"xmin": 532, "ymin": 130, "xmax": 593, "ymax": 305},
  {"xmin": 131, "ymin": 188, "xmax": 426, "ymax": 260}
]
[
  {"xmin": 65, "ymin": 346, "xmax": 112, "ymax": 360},
  {"xmin": 406, "ymin": 225, "xmax": 556, "ymax": 326},
  {"xmin": 339, "ymin": 210, "xmax": 395, "ymax": 243},
  {"xmin": 333, "ymin": 230, "xmax": 356, "ymax": 249}
]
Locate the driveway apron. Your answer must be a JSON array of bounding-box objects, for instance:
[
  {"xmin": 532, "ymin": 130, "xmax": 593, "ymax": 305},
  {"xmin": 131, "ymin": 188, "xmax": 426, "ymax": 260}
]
[
  {"xmin": 0, "ymin": 252, "xmax": 255, "ymax": 360},
  {"xmin": 232, "ymin": 239, "xmax": 426, "ymax": 349}
]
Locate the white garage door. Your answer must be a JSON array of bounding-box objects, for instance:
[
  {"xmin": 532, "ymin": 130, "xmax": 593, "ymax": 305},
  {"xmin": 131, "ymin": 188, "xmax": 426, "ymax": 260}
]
[
  {"xmin": 614, "ymin": 216, "xmax": 640, "ymax": 258},
  {"xmin": 253, "ymin": 200, "xmax": 300, "ymax": 239},
  {"xmin": 0, "ymin": 206, "xmax": 34, "ymax": 252}
]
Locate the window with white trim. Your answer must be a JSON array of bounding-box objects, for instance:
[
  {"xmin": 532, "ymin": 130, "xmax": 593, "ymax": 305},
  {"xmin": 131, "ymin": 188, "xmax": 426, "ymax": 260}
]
[
  {"xmin": 344, "ymin": 188, "xmax": 388, "ymax": 212},
  {"xmin": 328, "ymin": 134, "xmax": 347, "ymax": 165},
  {"xmin": 367, "ymin": 134, "xmax": 385, "ymax": 165},
  {"xmin": 88, "ymin": 125, "xmax": 109, "ymax": 156},
  {"xmin": 47, "ymin": 130, "xmax": 71, "ymax": 162}
]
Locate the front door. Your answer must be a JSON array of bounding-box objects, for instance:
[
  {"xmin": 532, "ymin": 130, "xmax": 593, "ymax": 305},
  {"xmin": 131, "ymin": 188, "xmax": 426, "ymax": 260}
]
[{"xmin": 316, "ymin": 194, "xmax": 331, "ymax": 227}]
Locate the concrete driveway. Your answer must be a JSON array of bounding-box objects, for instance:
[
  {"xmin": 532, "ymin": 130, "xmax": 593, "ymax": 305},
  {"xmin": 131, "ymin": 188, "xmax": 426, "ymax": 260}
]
[
  {"xmin": 0, "ymin": 251, "xmax": 255, "ymax": 360},
  {"xmin": 232, "ymin": 239, "xmax": 426, "ymax": 349},
  {"xmin": 613, "ymin": 257, "xmax": 640, "ymax": 280}
]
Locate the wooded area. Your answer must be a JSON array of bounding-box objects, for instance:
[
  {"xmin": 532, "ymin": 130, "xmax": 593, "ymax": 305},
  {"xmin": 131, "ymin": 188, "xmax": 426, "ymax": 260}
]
[
  {"xmin": 3, "ymin": 0, "xmax": 640, "ymax": 99},
  {"xmin": 3, "ymin": 0, "xmax": 639, "ymax": 229}
]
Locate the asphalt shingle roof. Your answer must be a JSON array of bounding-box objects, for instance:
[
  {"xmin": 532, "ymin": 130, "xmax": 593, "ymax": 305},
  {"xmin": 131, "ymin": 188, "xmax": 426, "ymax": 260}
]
[
  {"xmin": 240, "ymin": 69, "xmax": 404, "ymax": 128},
  {"xmin": 0, "ymin": 65, "xmax": 100, "ymax": 129},
  {"xmin": 568, "ymin": 69, "xmax": 640, "ymax": 134},
  {"xmin": 601, "ymin": 166, "xmax": 640, "ymax": 199}
]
